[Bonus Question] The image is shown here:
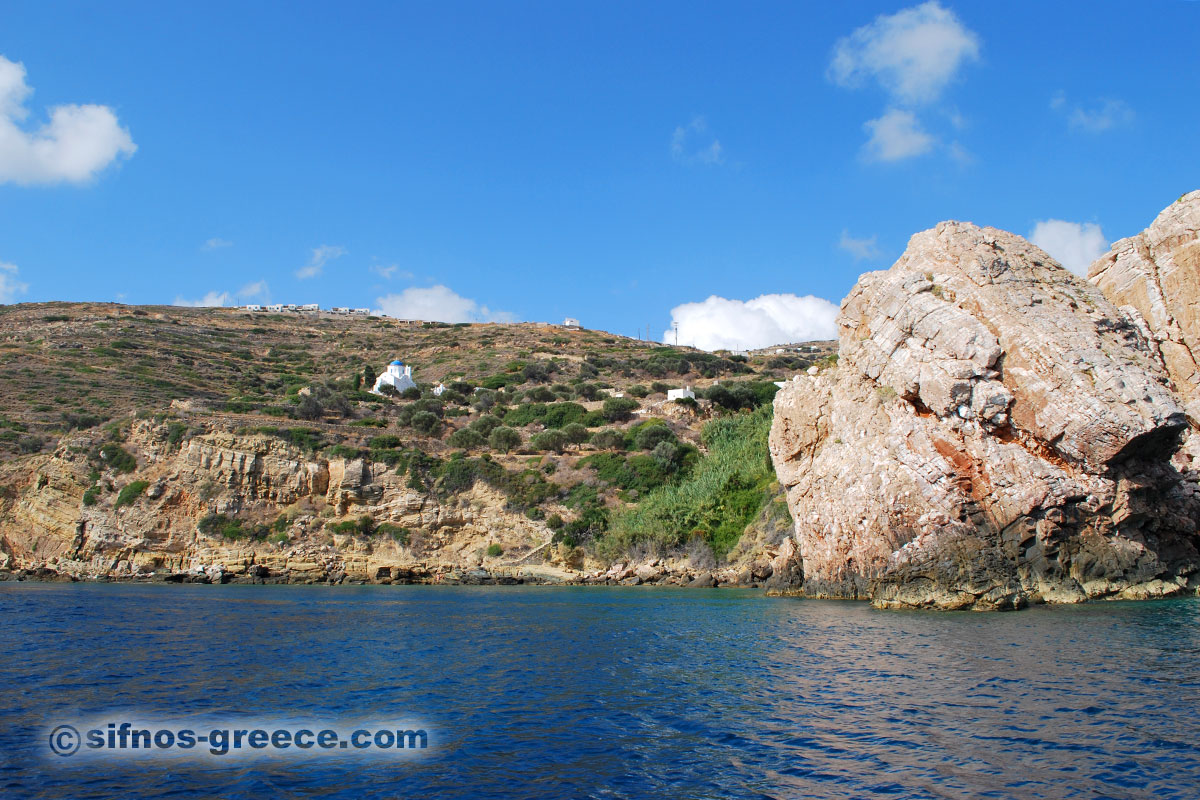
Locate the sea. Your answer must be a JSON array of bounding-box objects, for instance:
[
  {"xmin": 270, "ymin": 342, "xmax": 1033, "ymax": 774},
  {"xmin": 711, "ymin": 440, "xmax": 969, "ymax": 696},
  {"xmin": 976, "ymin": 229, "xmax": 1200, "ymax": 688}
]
[{"xmin": 1, "ymin": 583, "xmax": 1197, "ymax": 799}]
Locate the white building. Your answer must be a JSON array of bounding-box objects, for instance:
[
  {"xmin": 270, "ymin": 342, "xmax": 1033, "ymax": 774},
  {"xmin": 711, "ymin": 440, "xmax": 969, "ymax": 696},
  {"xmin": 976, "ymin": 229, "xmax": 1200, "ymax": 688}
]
[
  {"xmin": 266, "ymin": 303, "xmax": 285, "ymax": 312},
  {"xmin": 371, "ymin": 360, "xmax": 417, "ymax": 395},
  {"xmin": 300, "ymin": 303, "xmax": 319, "ymax": 312},
  {"xmin": 432, "ymin": 382, "xmax": 447, "ymax": 396},
  {"xmin": 243, "ymin": 304, "xmax": 264, "ymax": 312},
  {"xmin": 563, "ymin": 317, "xmax": 581, "ymax": 329},
  {"xmin": 667, "ymin": 386, "xmax": 696, "ymax": 402},
  {"xmin": 330, "ymin": 307, "xmax": 350, "ymax": 315},
  {"xmin": 351, "ymin": 308, "xmax": 371, "ymax": 316}
]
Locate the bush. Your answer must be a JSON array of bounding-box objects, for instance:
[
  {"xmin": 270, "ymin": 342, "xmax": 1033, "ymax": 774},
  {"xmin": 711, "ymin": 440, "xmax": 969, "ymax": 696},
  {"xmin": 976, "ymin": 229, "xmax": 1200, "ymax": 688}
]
[
  {"xmin": 486, "ymin": 543, "xmax": 503, "ymax": 557},
  {"xmin": 410, "ymin": 411, "xmax": 441, "ymax": 436},
  {"xmin": 628, "ymin": 385, "xmax": 650, "ymax": 398},
  {"xmin": 114, "ymin": 480, "xmax": 150, "ymax": 508},
  {"xmin": 488, "ymin": 426, "xmax": 521, "ymax": 453},
  {"xmin": 369, "ymin": 434, "xmax": 403, "ymax": 450},
  {"xmin": 504, "ymin": 403, "xmax": 547, "ymax": 427},
  {"xmin": 598, "ymin": 405, "xmax": 775, "ymax": 561},
  {"xmin": 448, "ymin": 428, "xmax": 485, "ymax": 449},
  {"xmin": 525, "ymin": 386, "xmax": 556, "ymax": 403},
  {"xmin": 376, "ymin": 523, "xmax": 409, "ymax": 544},
  {"xmin": 469, "ymin": 414, "xmax": 503, "ymax": 437},
  {"xmin": 541, "ymin": 402, "xmax": 587, "ymax": 429},
  {"xmin": 530, "ymin": 430, "xmax": 568, "ymax": 453},
  {"xmin": 561, "ymin": 422, "xmax": 590, "ymax": 447},
  {"xmin": 82, "ymin": 486, "xmax": 100, "ymax": 506},
  {"xmin": 634, "ymin": 422, "xmax": 677, "ymax": 451},
  {"xmin": 197, "ymin": 513, "xmax": 268, "ymax": 541},
  {"xmin": 98, "ymin": 443, "xmax": 137, "ymax": 474},
  {"xmin": 590, "ymin": 428, "xmax": 626, "ymax": 451},
  {"xmin": 601, "ymin": 397, "xmax": 639, "ymax": 422}
]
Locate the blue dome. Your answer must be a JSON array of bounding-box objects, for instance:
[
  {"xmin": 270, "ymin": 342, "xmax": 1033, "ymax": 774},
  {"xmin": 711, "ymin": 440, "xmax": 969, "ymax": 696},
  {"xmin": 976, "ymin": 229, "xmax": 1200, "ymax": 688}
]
[{"xmin": 390, "ymin": 360, "xmax": 404, "ymax": 366}]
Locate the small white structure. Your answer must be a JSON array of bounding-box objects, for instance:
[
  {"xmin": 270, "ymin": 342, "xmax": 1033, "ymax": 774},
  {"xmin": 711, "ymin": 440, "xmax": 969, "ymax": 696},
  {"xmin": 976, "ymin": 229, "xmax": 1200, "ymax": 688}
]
[
  {"xmin": 667, "ymin": 386, "xmax": 696, "ymax": 402},
  {"xmin": 563, "ymin": 317, "xmax": 581, "ymax": 329},
  {"xmin": 432, "ymin": 382, "xmax": 447, "ymax": 397},
  {"xmin": 351, "ymin": 308, "xmax": 371, "ymax": 316},
  {"xmin": 330, "ymin": 306, "xmax": 350, "ymax": 315},
  {"xmin": 266, "ymin": 303, "xmax": 285, "ymax": 312},
  {"xmin": 300, "ymin": 303, "xmax": 319, "ymax": 312},
  {"xmin": 243, "ymin": 304, "xmax": 264, "ymax": 312},
  {"xmin": 371, "ymin": 360, "xmax": 417, "ymax": 395}
]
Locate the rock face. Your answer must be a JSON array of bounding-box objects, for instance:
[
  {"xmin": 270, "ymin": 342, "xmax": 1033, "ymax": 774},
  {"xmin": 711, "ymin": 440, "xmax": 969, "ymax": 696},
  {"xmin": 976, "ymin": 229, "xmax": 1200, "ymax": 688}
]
[
  {"xmin": 1089, "ymin": 191, "xmax": 1200, "ymax": 421},
  {"xmin": 770, "ymin": 221, "xmax": 1200, "ymax": 610}
]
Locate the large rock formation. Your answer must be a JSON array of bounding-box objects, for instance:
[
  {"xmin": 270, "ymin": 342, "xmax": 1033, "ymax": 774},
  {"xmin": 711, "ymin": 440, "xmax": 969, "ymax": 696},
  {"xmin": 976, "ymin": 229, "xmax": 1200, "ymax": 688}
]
[
  {"xmin": 770, "ymin": 221, "xmax": 1200, "ymax": 610},
  {"xmin": 1089, "ymin": 191, "xmax": 1200, "ymax": 421}
]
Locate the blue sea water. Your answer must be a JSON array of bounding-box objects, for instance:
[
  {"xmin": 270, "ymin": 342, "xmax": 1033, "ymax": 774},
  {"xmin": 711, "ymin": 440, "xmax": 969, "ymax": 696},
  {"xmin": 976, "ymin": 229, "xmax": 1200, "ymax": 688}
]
[{"xmin": 1, "ymin": 584, "xmax": 1198, "ymax": 799}]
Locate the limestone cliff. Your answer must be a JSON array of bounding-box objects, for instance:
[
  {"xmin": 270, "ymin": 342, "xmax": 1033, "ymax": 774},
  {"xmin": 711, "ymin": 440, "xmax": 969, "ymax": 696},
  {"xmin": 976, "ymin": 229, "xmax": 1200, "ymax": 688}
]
[
  {"xmin": 769, "ymin": 221, "xmax": 1200, "ymax": 610},
  {"xmin": 0, "ymin": 420, "xmax": 571, "ymax": 585}
]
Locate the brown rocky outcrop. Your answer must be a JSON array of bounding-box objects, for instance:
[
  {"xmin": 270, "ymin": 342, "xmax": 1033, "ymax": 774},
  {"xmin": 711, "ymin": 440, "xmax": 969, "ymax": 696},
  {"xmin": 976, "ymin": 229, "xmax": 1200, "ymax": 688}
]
[{"xmin": 770, "ymin": 221, "xmax": 1200, "ymax": 610}]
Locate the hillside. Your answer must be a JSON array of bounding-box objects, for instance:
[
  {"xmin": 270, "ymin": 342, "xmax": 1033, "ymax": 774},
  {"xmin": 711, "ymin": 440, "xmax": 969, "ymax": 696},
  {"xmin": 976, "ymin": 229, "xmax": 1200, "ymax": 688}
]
[{"xmin": 0, "ymin": 302, "xmax": 834, "ymax": 585}]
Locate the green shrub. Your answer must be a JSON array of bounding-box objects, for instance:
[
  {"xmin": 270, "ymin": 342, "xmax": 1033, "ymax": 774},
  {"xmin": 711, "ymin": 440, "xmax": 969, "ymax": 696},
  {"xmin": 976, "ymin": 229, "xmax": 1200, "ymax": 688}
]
[
  {"xmin": 82, "ymin": 486, "xmax": 100, "ymax": 506},
  {"xmin": 561, "ymin": 422, "xmax": 590, "ymax": 446},
  {"xmin": 488, "ymin": 426, "xmax": 521, "ymax": 453},
  {"xmin": 448, "ymin": 428, "xmax": 485, "ymax": 449},
  {"xmin": 598, "ymin": 405, "xmax": 775, "ymax": 561},
  {"xmin": 634, "ymin": 422, "xmax": 677, "ymax": 451},
  {"xmin": 97, "ymin": 443, "xmax": 137, "ymax": 474},
  {"xmin": 601, "ymin": 397, "xmax": 639, "ymax": 422},
  {"xmin": 486, "ymin": 543, "xmax": 503, "ymax": 557},
  {"xmin": 369, "ymin": 434, "xmax": 403, "ymax": 450},
  {"xmin": 590, "ymin": 428, "xmax": 625, "ymax": 451},
  {"xmin": 376, "ymin": 523, "xmax": 409, "ymax": 544},
  {"xmin": 540, "ymin": 402, "xmax": 587, "ymax": 429},
  {"xmin": 504, "ymin": 403, "xmax": 547, "ymax": 427},
  {"xmin": 114, "ymin": 480, "xmax": 150, "ymax": 508},
  {"xmin": 530, "ymin": 430, "xmax": 568, "ymax": 453}
]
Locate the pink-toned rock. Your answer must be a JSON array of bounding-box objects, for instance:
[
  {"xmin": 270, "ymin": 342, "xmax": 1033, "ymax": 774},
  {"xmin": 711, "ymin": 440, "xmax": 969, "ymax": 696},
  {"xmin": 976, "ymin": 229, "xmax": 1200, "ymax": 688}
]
[{"xmin": 770, "ymin": 221, "xmax": 1199, "ymax": 610}]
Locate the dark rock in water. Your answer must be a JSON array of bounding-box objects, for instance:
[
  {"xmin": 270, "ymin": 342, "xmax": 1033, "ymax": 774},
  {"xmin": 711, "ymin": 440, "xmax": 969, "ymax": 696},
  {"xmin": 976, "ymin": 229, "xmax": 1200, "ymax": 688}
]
[{"xmin": 688, "ymin": 572, "xmax": 716, "ymax": 588}]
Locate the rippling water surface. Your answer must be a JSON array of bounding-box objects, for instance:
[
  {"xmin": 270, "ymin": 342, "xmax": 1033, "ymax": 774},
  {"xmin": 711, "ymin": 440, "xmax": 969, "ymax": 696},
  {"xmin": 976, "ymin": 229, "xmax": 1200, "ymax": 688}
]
[{"xmin": 1, "ymin": 584, "xmax": 1198, "ymax": 799}]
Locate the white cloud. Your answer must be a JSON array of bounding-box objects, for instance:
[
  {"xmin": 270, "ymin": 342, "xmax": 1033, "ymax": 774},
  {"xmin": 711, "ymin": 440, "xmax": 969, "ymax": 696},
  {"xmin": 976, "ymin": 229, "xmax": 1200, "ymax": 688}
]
[
  {"xmin": 203, "ymin": 238, "xmax": 233, "ymax": 250},
  {"xmin": 839, "ymin": 230, "xmax": 882, "ymax": 261},
  {"xmin": 862, "ymin": 108, "xmax": 934, "ymax": 162},
  {"xmin": 172, "ymin": 279, "xmax": 268, "ymax": 308},
  {"xmin": 1029, "ymin": 220, "xmax": 1109, "ymax": 276},
  {"xmin": 664, "ymin": 293, "xmax": 840, "ymax": 352},
  {"xmin": 296, "ymin": 244, "xmax": 346, "ymax": 279},
  {"xmin": 0, "ymin": 55, "xmax": 136, "ymax": 185},
  {"xmin": 374, "ymin": 285, "xmax": 517, "ymax": 324},
  {"xmin": 1051, "ymin": 92, "xmax": 1134, "ymax": 133},
  {"xmin": 671, "ymin": 116, "xmax": 723, "ymax": 165},
  {"xmin": 0, "ymin": 262, "xmax": 29, "ymax": 303},
  {"xmin": 828, "ymin": 1, "xmax": 980, "ymax": 106},
  {"xmin": 237, "ymin": 280, "xmax": 269, "ymax": 301},
  {"xmin": 371, "ymin": 263, "xmax": 412, "ymax": 280},
  {"xmin": 174, "ymin": 290, "xmax": 233, "ymax": 308}
]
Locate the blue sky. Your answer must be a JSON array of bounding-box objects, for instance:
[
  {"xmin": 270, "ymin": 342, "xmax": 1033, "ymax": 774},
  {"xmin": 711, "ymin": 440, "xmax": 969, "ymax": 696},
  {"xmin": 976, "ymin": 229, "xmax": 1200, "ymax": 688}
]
[{"xmin": 0, "ymin": 1, "xmax": 1196, "ymax": 349}]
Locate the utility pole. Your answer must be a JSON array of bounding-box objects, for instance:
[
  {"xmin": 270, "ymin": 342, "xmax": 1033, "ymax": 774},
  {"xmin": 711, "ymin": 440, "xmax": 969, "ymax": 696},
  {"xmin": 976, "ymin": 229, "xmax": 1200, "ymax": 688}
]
[{"xmin": 673, "ymin": 323, "xmax": 679, "ymax": 346}]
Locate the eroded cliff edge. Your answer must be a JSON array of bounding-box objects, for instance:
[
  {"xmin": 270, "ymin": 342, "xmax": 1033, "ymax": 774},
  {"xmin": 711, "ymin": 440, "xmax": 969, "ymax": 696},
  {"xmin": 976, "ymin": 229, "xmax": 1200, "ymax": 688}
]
[{"xmin": 769, "ymin": 217, "xmax": 1200, "ymax": 610}]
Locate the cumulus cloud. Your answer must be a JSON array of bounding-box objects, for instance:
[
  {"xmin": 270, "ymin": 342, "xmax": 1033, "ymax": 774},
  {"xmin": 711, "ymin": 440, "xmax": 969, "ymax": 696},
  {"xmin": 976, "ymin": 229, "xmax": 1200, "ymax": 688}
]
[
  {"xmin": 829, "ymin": 1, "xmax": 980, "ymax": 105},
  {"xmin": 1051, "ymin": 92, "xmax": 1134, "ymax": 133},
  {"xmin": 0, "ymin": 262, "xmax": 29, "ymax": 303},
  {"xmin": 173, "ymin": 279, "xmax": 268, "ymax": 308},
  {"xmin": 237, "ymin": 280, "xmax": 269, "ymax": 301},
  {"xmin": 374, "ymin": 285, "xmax": 517, "ymax": 324},
  {"xmin": 862, "ymin": 108, "xmax": 934, "ymax": 162},
  {"xmin": 664, "ymin": 293, "xmax": 840, "ymax": 352},
  {"xmin": 173, "ymin": 290, "xmax": 233, "ymax": 308},
  {"xmin": 296, "ymin": 244, "xmax": 346, "ymax": 279},
  {"xmin": 671, "ymin": 116, "xmax": 723, "ymax": 165},
  {"xmin": 0, "ymin": 55, "xmax": 136, "ymax": 185},
  {"xmin": 1029, "ymin": 220, "xmax": 1109, "ymax": 276},
  {"xmin": 203, "ymin": 238, "xmax": 233, "ymax": 250},
  {"xmin": 839, "ymin": 230, "xmax": 882, "ymax": 261}
]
